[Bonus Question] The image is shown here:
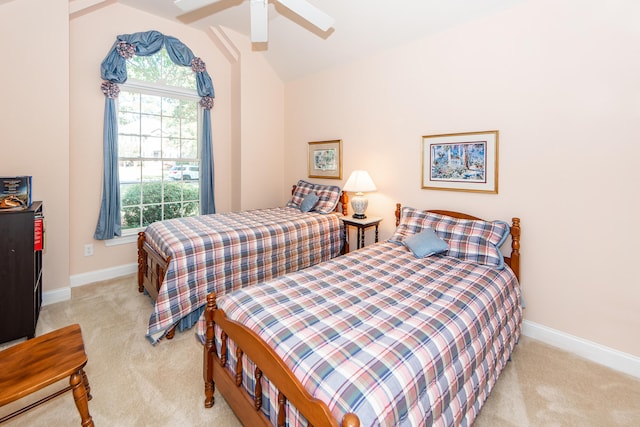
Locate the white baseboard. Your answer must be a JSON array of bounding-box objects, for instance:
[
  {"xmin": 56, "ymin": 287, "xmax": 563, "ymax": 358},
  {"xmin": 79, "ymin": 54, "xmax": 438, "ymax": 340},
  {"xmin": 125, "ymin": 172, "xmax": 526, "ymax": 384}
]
[
  {"xmin": 42, "ymin": 263, "xmax": 138, "ymax": 306},
  {"xmin": 42, "ymin": 287, "xmax": 71, "ymax": 306},
  {"xmin": 69, "ymin": 263, "xmax": 138, "ymax": 288},
  {"xmin": 522, "ymin": 320, "xmax": 640, "ymax": 379}
]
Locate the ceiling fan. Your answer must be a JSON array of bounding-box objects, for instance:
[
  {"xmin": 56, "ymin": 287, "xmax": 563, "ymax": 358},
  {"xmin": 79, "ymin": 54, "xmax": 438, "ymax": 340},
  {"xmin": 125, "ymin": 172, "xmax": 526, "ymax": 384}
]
[{"xmin": 174, "ymin": 0, "xmax": 335, "ymax": 43}]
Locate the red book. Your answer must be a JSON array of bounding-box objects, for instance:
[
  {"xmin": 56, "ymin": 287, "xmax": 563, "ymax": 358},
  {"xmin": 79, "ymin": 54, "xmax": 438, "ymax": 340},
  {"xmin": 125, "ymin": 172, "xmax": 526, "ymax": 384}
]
[{"xmin": 34, "ymin": 217, "xmax": 43, "ymax": 251}]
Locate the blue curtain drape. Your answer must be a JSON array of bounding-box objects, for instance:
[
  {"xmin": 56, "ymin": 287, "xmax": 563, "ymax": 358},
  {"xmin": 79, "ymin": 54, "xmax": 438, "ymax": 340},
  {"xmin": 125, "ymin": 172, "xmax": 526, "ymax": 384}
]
[{"xmin": 94, "ymin": 30, "xmax": 216, "ymax": 240}]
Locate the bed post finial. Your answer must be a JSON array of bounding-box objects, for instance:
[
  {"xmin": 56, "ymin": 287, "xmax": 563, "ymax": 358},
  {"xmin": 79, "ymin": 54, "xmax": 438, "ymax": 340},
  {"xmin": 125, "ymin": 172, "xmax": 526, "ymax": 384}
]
[
  {"xmin": 340, "ymin": 192, "xmax": 349, "ymax": 215},
  {"xmin": 395, "ymin": 203, "xmax": 402, "ymax": 226},
  {"xmin": 342, "ymin": 412, "xmax": 361, "ymax": 427}
]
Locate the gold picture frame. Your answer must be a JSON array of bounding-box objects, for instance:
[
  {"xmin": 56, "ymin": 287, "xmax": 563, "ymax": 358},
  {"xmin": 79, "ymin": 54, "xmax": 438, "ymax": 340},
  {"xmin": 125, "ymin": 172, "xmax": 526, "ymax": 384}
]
[
  {"xmin": 308, "ymin": 140, "xmax": 342, "ymax": 180},
  {"xmin": 422, "ymin": 130, "xmax": 499, "ymax": 193}
]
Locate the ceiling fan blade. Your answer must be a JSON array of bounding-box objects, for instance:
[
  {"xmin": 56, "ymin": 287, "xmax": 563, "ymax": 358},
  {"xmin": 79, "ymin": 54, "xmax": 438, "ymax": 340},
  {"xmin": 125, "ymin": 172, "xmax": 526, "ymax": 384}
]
[
  {"xmin": 277, "ymin": 0, "xmax": 334, "ymax": 31},
  {"xmin": 250, "ymin": 0, "xmax": 268, "ymax": 42},
  {"xmin": 174, "ymin": 0, "xmax": 222, "ymax": 13}
]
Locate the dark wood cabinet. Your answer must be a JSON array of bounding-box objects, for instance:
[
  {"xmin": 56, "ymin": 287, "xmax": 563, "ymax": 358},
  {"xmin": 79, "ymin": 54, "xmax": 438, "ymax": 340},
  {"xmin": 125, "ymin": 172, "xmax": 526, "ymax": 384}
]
[{"xmin": 0, "ymin": 201, "xmax": 43, "ymax": 343}]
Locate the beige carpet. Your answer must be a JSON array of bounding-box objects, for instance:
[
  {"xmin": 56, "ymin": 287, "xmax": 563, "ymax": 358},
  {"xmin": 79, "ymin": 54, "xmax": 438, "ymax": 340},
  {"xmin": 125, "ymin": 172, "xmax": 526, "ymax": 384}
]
[{"xmin": 1, "ymin": 275, "xmax": 639, "ymax": 426}]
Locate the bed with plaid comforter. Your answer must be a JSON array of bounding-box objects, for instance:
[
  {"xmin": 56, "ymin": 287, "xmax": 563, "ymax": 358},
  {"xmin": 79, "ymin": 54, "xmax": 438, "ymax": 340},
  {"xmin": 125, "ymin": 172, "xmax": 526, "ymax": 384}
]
[
  {"xmin": 197, "ymin": 241, "xmax": 522, "ymax": 426},
  {"xmin": 143, "ymin": 206, "xmax": 343, "ymax": 344}
]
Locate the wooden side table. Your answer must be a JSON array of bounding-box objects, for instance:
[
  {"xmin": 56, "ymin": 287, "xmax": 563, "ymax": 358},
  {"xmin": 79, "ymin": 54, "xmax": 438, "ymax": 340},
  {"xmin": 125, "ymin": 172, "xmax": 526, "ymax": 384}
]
[{"xmin": 341, "ymin": 216, "xmax": 383, "ymax": 253}]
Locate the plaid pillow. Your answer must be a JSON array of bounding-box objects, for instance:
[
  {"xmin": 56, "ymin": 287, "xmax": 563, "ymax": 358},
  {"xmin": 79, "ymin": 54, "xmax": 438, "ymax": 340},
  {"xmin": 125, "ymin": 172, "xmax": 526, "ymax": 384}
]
[
  {"xmin": 389, "ymin": 207, "xmax": 510, "ymax": 268},
  {"xmin": 287, "ymin": 180, "xmax": 341, "ymax": 214}
]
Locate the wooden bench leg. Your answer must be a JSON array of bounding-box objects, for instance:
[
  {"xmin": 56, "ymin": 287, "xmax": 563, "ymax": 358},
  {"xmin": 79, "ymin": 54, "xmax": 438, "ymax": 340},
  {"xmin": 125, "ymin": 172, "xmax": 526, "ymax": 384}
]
[
  {"xmin": 70, "ymin": 370, "xmax": 94, "ymax": 427},
  {"xmin": 81, "ymin": 369, "xmax": 92, "ymax": 401}
]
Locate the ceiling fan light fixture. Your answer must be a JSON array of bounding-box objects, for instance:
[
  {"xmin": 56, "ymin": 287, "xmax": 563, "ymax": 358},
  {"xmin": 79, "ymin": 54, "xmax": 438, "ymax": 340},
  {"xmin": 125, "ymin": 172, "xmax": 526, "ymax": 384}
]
[{"xmin": 250, "ymin": 0, "xmax": 268, "ymax": 42}]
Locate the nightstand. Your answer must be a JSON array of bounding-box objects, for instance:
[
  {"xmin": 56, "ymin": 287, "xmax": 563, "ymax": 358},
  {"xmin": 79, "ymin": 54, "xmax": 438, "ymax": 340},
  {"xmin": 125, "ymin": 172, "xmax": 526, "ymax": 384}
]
[{"xmin": 341, "ymin": 216, "xmax": 383, "ymax": 253}]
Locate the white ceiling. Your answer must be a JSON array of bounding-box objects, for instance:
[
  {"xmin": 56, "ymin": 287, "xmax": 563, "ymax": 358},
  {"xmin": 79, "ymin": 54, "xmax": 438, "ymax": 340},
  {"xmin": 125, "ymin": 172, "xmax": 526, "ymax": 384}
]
[{"xmin": 84, "ymin": 0, "xmax": 525, "ymax": 82}]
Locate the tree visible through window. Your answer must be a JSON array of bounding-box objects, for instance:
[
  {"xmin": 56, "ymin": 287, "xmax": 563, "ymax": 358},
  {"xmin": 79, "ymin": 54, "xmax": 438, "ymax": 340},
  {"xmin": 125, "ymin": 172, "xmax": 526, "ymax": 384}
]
[{"xmin": 118, "ymin": 48, "xmax": 201, "ymax": 232}]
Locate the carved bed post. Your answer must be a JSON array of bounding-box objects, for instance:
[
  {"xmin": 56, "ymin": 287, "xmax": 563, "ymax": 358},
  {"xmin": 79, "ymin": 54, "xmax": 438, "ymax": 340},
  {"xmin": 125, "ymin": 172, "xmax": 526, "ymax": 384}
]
[
  {"xmin": 395, "ymin": 203, "xmax": 401, "ymax": 226},
  {"xmin": 137, "ymin": 232, "xmax": 147, "ymax": 293},
  {"xmin": 510, "ymin": 218, "xmax": 521, "ymax": 282},
  {"xmin": 340, "ymin": 192, "xmax": 348, "ymax": 215},
  {"xmin": 204, "ymin": 293, "xmax": 218, "ymax": 408}
]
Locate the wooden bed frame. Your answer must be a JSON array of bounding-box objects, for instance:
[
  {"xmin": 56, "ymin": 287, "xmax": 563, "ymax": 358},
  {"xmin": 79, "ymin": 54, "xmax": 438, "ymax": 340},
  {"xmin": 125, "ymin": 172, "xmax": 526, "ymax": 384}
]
[
  {"xmin": 202, "ymin": 207, "xmax": 521, "ymax": 427},
  {"xmin": 136, "ymin": 188, "xmax": 348, "ymax": 339}
]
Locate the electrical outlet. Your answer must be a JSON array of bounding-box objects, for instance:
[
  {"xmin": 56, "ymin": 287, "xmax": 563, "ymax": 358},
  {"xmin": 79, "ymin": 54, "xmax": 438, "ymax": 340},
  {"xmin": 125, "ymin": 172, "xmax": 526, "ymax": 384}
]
[{"xmin": 84, "ymin": 244, "xmax": 94, "ymax": 257}]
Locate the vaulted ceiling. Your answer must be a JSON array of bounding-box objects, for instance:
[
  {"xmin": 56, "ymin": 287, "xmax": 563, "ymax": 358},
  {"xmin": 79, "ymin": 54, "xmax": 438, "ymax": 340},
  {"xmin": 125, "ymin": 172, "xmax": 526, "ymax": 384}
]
[{"xmin": 70, "ymin": 0, "xmax": 524, "ymax": 82}]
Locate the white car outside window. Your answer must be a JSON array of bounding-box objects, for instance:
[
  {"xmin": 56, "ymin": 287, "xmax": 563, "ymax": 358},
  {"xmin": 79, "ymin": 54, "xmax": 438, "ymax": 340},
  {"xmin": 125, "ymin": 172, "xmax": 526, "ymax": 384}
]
[{"xmin": 169, "ymin": 165, "xmax": 199, "ymax": 180}]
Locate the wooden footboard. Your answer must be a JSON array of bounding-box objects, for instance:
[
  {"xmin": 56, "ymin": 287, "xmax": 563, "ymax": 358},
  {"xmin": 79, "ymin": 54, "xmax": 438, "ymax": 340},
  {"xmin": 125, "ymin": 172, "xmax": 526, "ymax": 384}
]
[
  {"xmin": 203, "ymin": 293, "xmax": 360, "ymax": 427},
  {"xmin": 137, "ymin": 232, "xmax": 170, "ymax": 302}
]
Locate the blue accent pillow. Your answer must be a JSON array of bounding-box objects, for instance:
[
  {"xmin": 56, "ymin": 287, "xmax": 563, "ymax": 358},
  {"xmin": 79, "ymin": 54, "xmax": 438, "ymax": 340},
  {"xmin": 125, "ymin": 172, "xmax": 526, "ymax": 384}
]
[
  {"xmin": 403, "ymin": 227, "xmax": 449, "ymax": 258},
  {"xmin": 300, "ymin": 192, "xmax": 319, "ymax": 212}
]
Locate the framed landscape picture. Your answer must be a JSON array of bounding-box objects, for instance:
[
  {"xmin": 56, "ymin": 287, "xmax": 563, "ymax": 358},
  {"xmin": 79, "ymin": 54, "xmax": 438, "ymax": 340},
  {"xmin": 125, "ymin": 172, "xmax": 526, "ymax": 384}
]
[
  {"xmin": 308, "ymin": 140, "xmax": 342, "ymax": 179},
  {"xmin": 422, "ymin": 130, "xmax": 499, "ymax": 193}
]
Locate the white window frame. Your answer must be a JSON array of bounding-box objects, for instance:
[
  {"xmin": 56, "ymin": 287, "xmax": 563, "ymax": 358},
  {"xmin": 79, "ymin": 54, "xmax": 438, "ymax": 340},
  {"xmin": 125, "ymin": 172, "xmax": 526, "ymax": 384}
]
[{"xmin": 116, "ymin": 79, "xmax": 202, "ymax": 239}]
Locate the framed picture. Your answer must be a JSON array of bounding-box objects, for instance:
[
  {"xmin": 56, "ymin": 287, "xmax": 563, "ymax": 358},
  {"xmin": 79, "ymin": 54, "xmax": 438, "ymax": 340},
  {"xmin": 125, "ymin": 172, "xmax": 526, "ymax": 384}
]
[
  {"xmin": 308, "ymin": 140, "xmax": 342, "ymax": 179},
  {"xmin": 422, "ymin": 130, "xmax": 499, "ymax": 193}
]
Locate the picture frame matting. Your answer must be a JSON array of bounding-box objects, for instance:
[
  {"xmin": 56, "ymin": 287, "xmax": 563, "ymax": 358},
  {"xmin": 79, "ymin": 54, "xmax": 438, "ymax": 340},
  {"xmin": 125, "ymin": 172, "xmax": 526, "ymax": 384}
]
[
  {"xmin": 308, "ymin": 140, "xmax": 342, "ymax": 180},
  {"xmin": 422, "ymin": 130, "xmax": 498, "ymax": 193}
]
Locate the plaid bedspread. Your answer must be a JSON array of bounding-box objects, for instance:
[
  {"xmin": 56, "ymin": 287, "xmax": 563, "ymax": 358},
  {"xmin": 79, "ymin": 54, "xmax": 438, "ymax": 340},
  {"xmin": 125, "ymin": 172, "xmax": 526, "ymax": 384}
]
[
  {"xmin": 197, "ymin": 241, "xmax": 521, "ymax": 426},
  {"xmin": 144, "ymin": 206, "xmax": 343, "ymax": 344}
]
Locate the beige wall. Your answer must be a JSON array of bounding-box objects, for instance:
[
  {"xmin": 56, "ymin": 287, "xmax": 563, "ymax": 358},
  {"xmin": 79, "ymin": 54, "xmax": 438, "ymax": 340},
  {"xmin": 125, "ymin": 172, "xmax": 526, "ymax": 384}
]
[
  {"xmin": 0, "ymin": 0, "xmax": 70, "ymax": 292},
  {"xmin": 218, "ymin": 28, "xmax": 286, "ymax": 210},
  {"xmin": 284, "ymin": 0, "xmax": 640, "ymax": 358}
]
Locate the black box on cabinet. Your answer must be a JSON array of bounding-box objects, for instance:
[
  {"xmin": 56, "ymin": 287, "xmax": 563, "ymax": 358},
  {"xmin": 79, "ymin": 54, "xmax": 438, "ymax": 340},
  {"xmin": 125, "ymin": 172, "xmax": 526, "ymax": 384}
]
[{"xmin": 0, "ymin": 176, "xmax": 32, "ymax": 209}]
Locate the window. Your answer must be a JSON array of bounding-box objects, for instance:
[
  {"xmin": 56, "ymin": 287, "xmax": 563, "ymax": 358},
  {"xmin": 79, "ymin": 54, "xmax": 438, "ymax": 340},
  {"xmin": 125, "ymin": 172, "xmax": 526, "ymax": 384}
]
[{"xmin": 117, "ymin": 48, "xmax": 202, "ymax": 233}]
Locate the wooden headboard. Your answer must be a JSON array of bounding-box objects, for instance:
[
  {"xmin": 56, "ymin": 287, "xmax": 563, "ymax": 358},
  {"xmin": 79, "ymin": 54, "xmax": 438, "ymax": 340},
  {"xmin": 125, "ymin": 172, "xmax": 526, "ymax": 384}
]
[{"xmin": 394, "ymin": 203, "xmax": 521, "ymax": 282}]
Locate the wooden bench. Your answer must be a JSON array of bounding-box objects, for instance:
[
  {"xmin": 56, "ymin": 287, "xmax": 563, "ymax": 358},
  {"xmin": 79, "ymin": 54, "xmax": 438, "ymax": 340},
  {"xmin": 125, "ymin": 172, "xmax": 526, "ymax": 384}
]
[{"xmin": 0, "ymin": 324, "xmax": 94, "ymax": 426}]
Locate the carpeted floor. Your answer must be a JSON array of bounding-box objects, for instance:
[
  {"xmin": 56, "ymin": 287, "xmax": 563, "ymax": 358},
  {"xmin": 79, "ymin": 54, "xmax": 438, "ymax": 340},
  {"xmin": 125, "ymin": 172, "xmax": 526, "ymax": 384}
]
[{"xmin": 2, "ymin": 274, "xmax": 639, "ymax": 426}]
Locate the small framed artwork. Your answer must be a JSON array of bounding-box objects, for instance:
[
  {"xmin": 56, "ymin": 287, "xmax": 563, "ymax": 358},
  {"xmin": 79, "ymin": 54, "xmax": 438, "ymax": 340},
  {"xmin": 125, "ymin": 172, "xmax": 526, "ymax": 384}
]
[
  {"xmin": 422, "ymin": 130, "xmax": 499, "ymax": 193},
  {"xmin": 308, "ymin": 140, "xmax": 342, "ymax": 180}
]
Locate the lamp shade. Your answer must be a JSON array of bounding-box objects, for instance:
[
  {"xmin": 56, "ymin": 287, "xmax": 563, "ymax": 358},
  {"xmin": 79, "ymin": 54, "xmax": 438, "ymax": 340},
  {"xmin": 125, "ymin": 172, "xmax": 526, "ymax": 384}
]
[
  {"xmin": 343, "ymin": 170, "xmax": 377, "ymax": 193},
  {"xmin": 343, "ymin": 170, "xmax": 376, "ymax": 219}
]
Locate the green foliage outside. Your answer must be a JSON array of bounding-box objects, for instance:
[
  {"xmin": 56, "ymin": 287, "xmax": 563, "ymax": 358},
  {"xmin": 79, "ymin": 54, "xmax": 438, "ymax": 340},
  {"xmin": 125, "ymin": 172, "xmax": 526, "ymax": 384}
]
[
  {"xmin": 127, "ymin": 48, "xmax": 196, "ymax": 89},
  {"xmin": 121, "ymin": 181, "xmax": 199, "ymax": 229}
]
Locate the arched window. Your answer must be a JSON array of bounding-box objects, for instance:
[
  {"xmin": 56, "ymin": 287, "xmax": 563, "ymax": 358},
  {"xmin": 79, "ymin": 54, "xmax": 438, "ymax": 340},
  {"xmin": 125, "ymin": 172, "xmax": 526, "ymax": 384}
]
[{"xmin": 95, "ymin": 31, "xmax": 215, "ymax": 240}]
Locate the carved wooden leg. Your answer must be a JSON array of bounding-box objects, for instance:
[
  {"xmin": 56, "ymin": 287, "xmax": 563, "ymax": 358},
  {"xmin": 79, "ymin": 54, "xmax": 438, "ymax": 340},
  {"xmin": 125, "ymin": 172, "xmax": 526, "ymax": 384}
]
[
  {"xmin": 81, "ymin": 368, "xmax": 92, "ymax": 401},
  {"xmin": 204, "ymin": 293, "xmax": 217, "ymax": 409},
  {"xmin": 166, "ymin": 324, "xmax": 176, "ymax": 340},
  {"xmin": 204, "ymin": 378, "xmax": 215, "ymax": 408},
  {"xmin": 70, "ymin": 370, "xmax": 94, "ymax": 427},
  {"xmin": 137, "ymin": 232, "xmax": 146, "ymax": 293},
  {"xmin": 204, "ymin": 344, "xmax": 215, "ymax": 408}
]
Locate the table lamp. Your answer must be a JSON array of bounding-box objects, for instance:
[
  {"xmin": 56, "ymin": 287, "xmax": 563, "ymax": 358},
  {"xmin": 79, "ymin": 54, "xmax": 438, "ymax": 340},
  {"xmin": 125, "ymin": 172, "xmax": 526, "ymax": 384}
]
[{"xmin": 343, "ymin": 170, "xmax": 377, "ymax": 219}]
